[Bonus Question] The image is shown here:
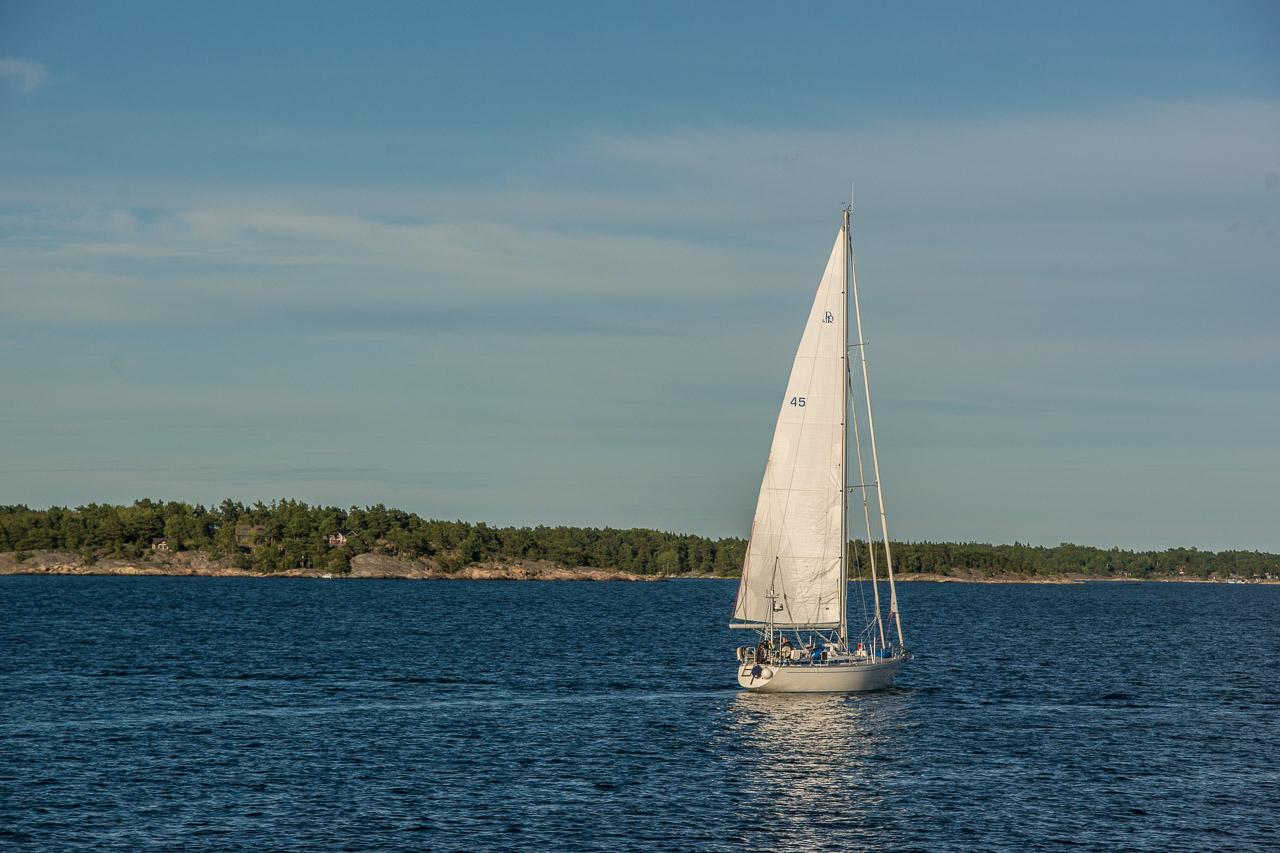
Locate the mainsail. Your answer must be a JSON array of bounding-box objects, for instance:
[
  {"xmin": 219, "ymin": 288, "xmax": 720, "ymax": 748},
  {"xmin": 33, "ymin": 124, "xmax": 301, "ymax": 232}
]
[{"xmin": 732, "ymin": 228, "xmax": 847, "ymax": 629}]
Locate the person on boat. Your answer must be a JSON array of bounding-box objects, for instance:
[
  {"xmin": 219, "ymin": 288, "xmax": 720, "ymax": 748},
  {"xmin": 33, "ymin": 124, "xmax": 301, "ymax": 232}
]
[
  {"xmin": 855, "ymin": 643, "xmax": 868, "ymax": 659},
  {"xmin": 780, "ymin": 636, "xmax": 793, "ymax": 652}
]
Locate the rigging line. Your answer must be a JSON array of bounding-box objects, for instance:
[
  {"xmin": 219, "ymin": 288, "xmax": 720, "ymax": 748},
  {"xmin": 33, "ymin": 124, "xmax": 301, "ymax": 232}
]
[
  {"xmin": 848, "ymin": 216, "xmax": 904, "ymax": 649},
  {"xmin": 773, "ymin": 556, "xmax": 796, "ymax": 626},
  {"xmin": 731, "ymin": 519, "xmax": 758, "ymax": 620},
  {"xmin": 764, "ymin": 556, "xmax": 797, "ymax": 636},
  {"xmin": 844, "ymin": 245, "xmax": 885, "ymax": 650},
  {"xmin": 848, "ymin": 355, "xmax": 885, "ymax": 650},
  {"xmin": 845, "ymin": 337, "xmax": 871, "ymax": 632},
  {"xmin": 850, "ymin": 520, "xmax": 871, "ymax": 637}
]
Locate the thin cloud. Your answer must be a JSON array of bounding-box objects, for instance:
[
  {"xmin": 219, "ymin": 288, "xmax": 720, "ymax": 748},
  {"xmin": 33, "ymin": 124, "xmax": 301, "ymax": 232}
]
[
  {"xmin": 0, "ymin": 58, "xmax": 49, "ymax": 95},
  {"xmin": 4, "ymin": 97, "xmax": 1276, "ymax": 353},
  {"xmin": 585, "ymin": 98, "xmax": 1280, "ymax": 209}
]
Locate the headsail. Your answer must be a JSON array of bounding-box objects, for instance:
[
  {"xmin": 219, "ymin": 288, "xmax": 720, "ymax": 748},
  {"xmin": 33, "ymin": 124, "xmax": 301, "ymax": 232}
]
[{"xmin": 732, "ymin": 228, "xmax": 847, "ymax": 628}]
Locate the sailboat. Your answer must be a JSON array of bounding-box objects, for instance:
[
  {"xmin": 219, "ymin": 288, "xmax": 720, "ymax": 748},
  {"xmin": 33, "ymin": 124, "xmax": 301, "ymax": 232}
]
[{"xmin": 731, "ymin": 204, "xmax": 909, "ymax": 693}]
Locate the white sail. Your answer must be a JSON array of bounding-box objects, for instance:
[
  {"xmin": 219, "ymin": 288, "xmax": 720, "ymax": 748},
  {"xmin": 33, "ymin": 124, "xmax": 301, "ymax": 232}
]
[{"xmin": 732, "ymin": 228, "xmax": 847, "ymax": 628}]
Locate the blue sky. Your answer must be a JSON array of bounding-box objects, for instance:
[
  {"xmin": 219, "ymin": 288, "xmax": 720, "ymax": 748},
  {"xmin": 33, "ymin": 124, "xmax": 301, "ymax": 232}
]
[{"xmin": 2, "ymin": 1, "xmax": 1277, "ymax": 551}]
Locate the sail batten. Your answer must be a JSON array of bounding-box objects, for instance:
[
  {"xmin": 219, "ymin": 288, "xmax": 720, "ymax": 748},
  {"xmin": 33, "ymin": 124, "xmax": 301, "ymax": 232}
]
[{"xmin": 732, "ymin": 228, "xmax": 847, "ymax": 628}]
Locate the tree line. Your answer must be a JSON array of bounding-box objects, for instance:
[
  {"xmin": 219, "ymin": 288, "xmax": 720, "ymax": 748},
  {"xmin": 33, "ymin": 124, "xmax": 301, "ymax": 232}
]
[
  {"xmin": 855, "ymin": 539, "xmax": 1276, "ymax": 581},
  {"xmin": 0, "ymin": 500, "xmax": 746, "ymax": 576},
  {"xmin": 1, "ymin": 500, "xmax": 1274, "ymax": 579}
]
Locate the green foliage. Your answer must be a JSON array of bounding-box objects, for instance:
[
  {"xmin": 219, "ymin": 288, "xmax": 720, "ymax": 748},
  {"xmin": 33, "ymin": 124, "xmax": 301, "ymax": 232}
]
[
  {"xmin": 853, "ymin": 539, "xmax": 1278, "ymax": 580},
  {"xmin": 1, "ymin": 501, "xmax": 1275, "ymax": 578},
  {"xmin": 326, "ymin": 549, "xmax": 351, "ymax": 574},
  {"xmin": 0, "ymin": 501, "xmax": 753, "ymax": 576}
]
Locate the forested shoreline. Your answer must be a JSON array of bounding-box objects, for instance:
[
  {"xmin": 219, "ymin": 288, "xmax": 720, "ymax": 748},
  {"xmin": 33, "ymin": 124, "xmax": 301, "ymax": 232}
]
[{"xmin": 1, "ymin": 500, "xmax": 1276, "ymax": 581}]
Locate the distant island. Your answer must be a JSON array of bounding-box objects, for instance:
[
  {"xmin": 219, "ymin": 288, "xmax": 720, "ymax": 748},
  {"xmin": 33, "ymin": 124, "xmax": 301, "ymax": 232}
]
[{"xmin": 1, "ymin": 500, "xmax": 1276, "ymax": 583}]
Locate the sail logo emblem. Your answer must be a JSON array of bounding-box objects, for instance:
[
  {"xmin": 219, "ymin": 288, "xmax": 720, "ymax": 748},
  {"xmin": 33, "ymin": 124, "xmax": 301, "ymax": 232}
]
[{"xmin": 822, "ymin": 311, "xmax": 834, "ymax": 324}]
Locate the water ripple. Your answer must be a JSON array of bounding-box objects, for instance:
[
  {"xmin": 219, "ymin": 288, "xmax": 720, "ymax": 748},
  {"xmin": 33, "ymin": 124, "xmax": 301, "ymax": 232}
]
[{"xmin": 1, "ymin": 577, "xmax": 1277, "ymax": 852}]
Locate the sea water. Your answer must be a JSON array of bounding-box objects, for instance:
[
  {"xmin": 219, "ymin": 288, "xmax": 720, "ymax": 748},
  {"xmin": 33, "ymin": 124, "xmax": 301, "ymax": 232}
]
[{"xmin": 1, "ymin": 577, "xmax": 1276, "ymax": 852}]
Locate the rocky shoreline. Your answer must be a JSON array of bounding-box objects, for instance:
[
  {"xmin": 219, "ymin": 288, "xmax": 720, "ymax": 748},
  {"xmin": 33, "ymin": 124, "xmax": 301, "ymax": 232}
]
[
  {"xmin": 2, "ymin": 551, "xmax": 1271, "ymax": 584},
  {"xmin": 0, "ymin": 550, "xmax": 660, "ymax": 582}
]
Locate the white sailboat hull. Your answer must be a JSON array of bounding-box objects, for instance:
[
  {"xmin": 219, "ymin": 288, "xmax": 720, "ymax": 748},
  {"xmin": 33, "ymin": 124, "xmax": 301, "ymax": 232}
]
[{"xmin": 737, "ymin": 657, "xmax": 903, "ymax": 693}]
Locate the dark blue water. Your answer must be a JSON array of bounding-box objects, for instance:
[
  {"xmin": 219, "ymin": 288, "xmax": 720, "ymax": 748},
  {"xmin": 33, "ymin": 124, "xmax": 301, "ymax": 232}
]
[{"xmin": 1, "ymin": 577, "xmax": 1277, "ymax": 852}]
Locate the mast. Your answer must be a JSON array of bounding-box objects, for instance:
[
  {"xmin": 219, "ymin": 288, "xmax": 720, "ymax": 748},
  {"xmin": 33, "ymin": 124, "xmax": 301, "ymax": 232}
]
[{"xmin": 839, "ymin": 208, "xmax": 850, "ymax": 649}]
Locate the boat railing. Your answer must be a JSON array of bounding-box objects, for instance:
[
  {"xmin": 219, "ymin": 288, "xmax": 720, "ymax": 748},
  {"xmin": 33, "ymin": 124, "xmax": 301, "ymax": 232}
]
[{"xmin": 737, "ymin": 645, "xmax": 897, "ymax": 667}]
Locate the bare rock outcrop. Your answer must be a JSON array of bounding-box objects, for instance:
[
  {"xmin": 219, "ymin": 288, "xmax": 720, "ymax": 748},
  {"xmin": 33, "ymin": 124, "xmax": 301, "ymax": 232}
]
[{"xmin": 0, "ymin": 551, "xmax": 659, "ymax": 581}]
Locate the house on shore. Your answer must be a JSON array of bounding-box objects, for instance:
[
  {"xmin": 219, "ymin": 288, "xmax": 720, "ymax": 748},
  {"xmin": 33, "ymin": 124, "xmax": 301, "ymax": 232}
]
[
  {"xmin": 327, "ymin": 530, "xmax": 357, "ymax": 547},
  {"xmin": 235, "ymin": 525, "xmax": 266, "ymax": 546}
]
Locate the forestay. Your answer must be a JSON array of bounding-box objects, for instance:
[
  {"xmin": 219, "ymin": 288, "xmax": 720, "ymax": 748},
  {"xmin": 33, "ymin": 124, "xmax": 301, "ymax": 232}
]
[{"xmin": 732, "ymin": 228, "xmax": 847, "ymax": 629}]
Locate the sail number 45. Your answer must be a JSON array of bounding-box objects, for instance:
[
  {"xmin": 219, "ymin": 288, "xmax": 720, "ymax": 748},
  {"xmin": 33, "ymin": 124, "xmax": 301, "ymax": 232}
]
[{"xmin": 789, "ymin": 397, "xmax": 806, "ymax": 407}]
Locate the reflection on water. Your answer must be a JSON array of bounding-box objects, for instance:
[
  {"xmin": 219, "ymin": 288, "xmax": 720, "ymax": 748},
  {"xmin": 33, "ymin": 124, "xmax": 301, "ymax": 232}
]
[{"xmin": 717, "ymin": 690, "xmax": 913, "ymax": 851}]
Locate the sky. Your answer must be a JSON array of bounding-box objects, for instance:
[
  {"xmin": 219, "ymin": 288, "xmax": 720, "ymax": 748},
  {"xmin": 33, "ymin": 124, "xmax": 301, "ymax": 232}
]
[{"xmin": 1, "ymin": 1, "xmax": 1277, "ymax": 551}]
